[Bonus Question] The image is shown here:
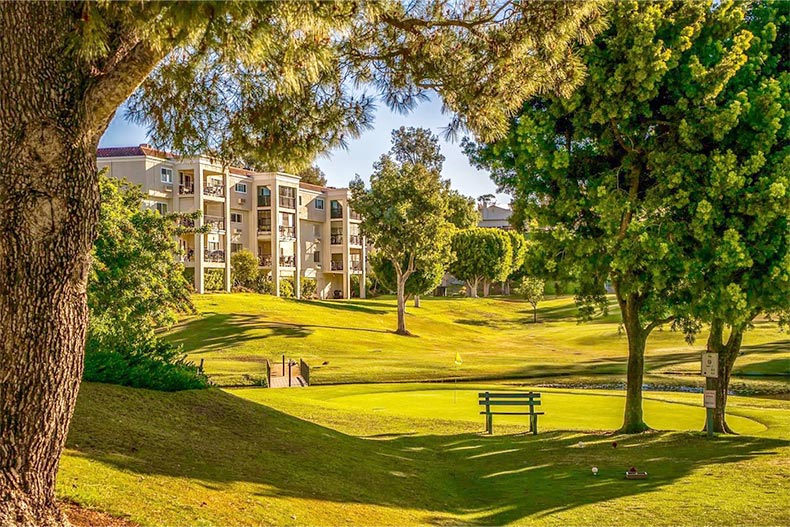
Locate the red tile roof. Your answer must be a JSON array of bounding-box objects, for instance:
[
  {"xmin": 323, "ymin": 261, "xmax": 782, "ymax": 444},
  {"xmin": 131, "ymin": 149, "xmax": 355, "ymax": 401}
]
[
  {"xmin": 299, "ymin": 182, "xmax": 328, "ymax": 192},
  {"xmin": 97, "ymin": 144, "xmax": 175, "ymax": 160}
]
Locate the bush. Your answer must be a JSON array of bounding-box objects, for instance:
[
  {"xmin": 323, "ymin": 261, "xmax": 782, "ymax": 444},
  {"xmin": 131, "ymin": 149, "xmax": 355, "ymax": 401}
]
[
  {"xmin": 351, "ymin": 275, "xmax": 373, "ymax": 298},
  {"xmin": 84, "ymin": 337, "xmax": 209, "ymax": 391},
  {"xmin": 231, "ymin": 250, "xmax": 258, "ymax": 287},
  {"xmin": 205, "ymin": 269, "xmax": 224, "ymax": 291},
  {"xmin": 279, "ymin": 277, "xmax": 294, "ymax": 298},
  {"xmin": 301, "ymin": 277, "xmax": 317, "ymax": 299},
  {"xmin": 254, "ymin": 269, "xmax": 273, "ymax": 294}
]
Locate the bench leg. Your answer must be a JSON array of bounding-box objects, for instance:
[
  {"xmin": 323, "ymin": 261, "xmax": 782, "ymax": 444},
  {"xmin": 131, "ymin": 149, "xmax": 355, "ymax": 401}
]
[
  {"xmin": 530, "ymin": 414, "xmax": 538, "ymax": 435},
  {"xmin": 486, "ymin": 413, "xmax": 493, "ymax": 434}
]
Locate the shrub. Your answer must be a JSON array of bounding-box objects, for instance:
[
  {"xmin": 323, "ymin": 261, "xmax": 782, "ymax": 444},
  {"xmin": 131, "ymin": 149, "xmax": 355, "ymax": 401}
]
[
  {"xmin": 205, "ymin": 269, "xmax": 224, "ymax": 291},
  {"xmin": 301, "ymin": 277, "xmax": 317, "ymax": 299},
  {"xmin": 84, "ymin": 337, "xmax": 209, "ymax": 391},
  {"xmin": 350, "ymin": 275, "xmax": 373, "ymax": 298},
  {"xmin": 279, "ymin": 277, "xmax": 295, "ymax": 298},
  {"xmin": 231, "ymin": 250, "xmax": 258, "ymax": 287},
  {"xmin": 254, "ymin": 269, "xmax": 273, "ymax": 294}
]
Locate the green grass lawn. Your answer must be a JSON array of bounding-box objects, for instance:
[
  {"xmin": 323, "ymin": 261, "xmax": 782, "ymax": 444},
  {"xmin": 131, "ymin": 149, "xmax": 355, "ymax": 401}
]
[
  {"xmin": 166, "ymin": 294, "xmax": 789, "ymax": 391},
  {"xmin": 59, "ymin": 382, "xmax": 790, "ymax": 526}
]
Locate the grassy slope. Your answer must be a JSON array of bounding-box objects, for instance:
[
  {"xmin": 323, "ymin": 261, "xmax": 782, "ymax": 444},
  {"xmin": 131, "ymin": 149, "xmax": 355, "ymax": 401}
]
[
  {"xmin": 166, "ymin": 294, "xmax": 789, "ymax": 389},
  {"xmin": 59, "ymin": 382, "xmax": 790, "ymax": 526}
]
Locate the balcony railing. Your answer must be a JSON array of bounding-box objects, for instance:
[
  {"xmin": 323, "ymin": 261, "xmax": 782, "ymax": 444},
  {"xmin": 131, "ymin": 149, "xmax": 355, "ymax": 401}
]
[
  {"xmin": 330, "ymin": 207, "xmax": 343, "ymax": 219},
  {"xmin": 349, "ymin": 234, "xmax": 362, "ymax": 246},
  {"xmin": 204, "ymin": 250, "xmax": 225, "ymax": 263},
  {"xmin": 179, "ymin": 184, "xmax": 194, "ymax": 195},
  {"xmin": 350, "ymin": 261, "xmax": 363, "ymax": 271},
  {"xmin": 330, "ymin": 234, "xmax": 342, "ymax": 245},
  {"xmin": 178, "ymin": 217, "xmax": 195, "ymax": 228},
  {"xmin": 257, "ymin": 222, "xmax": 272, "ymax": 234},
  {"xmin": 204, "ymin": 185, "xmax": 225, "ymax": 198},
  {"xmin": 204, "ymin": 215, "xmax": 225, "ymax": 231},
  {"xmin": 349, "ymin": 211, "xmax": 362, "ymax": 221},
  {"xmin": 258, "ymin": 196, "xmax": 271, "ymax": 207},
  {"xmin": 258, "ymin": 255, "xmax": 272, "ymax": 267},
  {"xmin": 280, "ymin": 255, "xmax": 295, "ymax": 267},
  {"xmin": 279, "ymin": 226, "xmax": 295, "ymax": 240},
  {"xmin": 280, "ymin": 196, "xmax": 296, "ymax": 209},
  {"xmin": 181, "ymin": 249, "xmax": 196, "ymax": 262},
  {"xmin": 330, "ymin": 260, "xmax": 343, "ymax": 271}
]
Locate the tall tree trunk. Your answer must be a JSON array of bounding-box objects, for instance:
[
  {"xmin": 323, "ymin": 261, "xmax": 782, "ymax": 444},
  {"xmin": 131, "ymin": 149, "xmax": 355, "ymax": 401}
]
[
  {"xmin": 414, "ymin": 295, "xmax": 420, "ymax": 308},
  {"xmin": 0, "ymin": 5, "xmax": 165, "ymax": 523},
  {"xmin": 467, "ymin": 278, "xmax": 480, "ymax": 298},
  {"xmin": 395, "ymin": 274, "xmax": 410, "ymax": 335},
  {"xmin": 616, "ymin": 289, "xmax": 650, "ymax": 433},
  {"xmin": 706, "ymin": 319, "xmax": 745, "ymax": 434},
  {"xmin": 533, "ymin": 304, "xmax": 537, "ymax": 323},
  {"xmin": 482, "ymin": 279, "xmax": 490, "ymax": 297}
]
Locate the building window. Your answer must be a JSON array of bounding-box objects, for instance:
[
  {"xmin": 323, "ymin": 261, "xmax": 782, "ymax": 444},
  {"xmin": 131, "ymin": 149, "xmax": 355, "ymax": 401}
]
[
  {"xmin": 315, "ymin": 198, "xmax": 324, "ymax": 210},
  {"xmin": 257, "ymin": 186, "xmax": 271, "ymax": 207},
  {"xmin": 279, "ymin": 186, "xmax": 296, "ymax": 208},
  {"xmin": 231, "ymin": 243, "xmax": 244, "ymax": 253},
  {"xmin": 235, "ymin": 182, "xmax": 248, "ymax": 193},
  {"xmin": 313, "ymin": 251, "xmax": 321, "ymax": 263},
  {"xmin": 299, "ymin": 195, "xmax": 303, "ymax": 206},
  {"xmin": 161, "ymin": 167, "xmax": 173, "ymax": 184},
  {"xmin": 155, "ymin": 202, "xmax": 168, "ymax": 215},
  {"xmin": 330, "ymin": 200, "xmax": 343, "ymax": 219},
  {"xmin": 313, "ymin": 224, "xmax": 321, "ymax": 237},
  {"xmin": 230, "ymin": 213, "xmax": 243, "ymax": 223}
]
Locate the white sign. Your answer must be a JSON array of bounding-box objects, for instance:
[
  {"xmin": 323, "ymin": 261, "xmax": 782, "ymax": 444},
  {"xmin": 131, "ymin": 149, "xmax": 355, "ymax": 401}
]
[
  {"xmin": 701, "ymin": 353, "xmax": 718, "ymax": 378},
  {"xmin": 704, "ymin": 390, "xmax": 716, "ymax": 408}
]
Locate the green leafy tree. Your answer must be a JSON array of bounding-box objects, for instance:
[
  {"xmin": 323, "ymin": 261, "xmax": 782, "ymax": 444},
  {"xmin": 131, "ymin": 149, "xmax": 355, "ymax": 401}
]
[
  {"xmin": 444, "ymin": 188, "xmax": 480, "ymax": 230},
  {"xmin": 450, "ymin": 229, "xmax": 513, "ymax": 298},
  {"xmin": 89, "ymin": 172, "xmax": 194, "ymax": 349},
  {"xmin": 230, "ymin": 250, "xmax": 259, "ymax": 289},
  {"xmin": 297, "ymin": 166, "xmax": 328, "ymax": 187},
  {"xmin": 663, "ymin": 0, "xmax": 790, "ymax": 433},
  {"xmin": 516, "ymin": 277, "xmax": 545, "ymax": 323},
  {"xmin": 503, "ymin": 231, "xmax": 529, "ymax": 293},
  {"xmin": 0, "ymin": 1, "xmax": 606, "ymax": 521},
  {"xmin": 465, "ymin": 1, "xmax": 779, "ymax": 433},
  {"xmin": 351, "ymin": 128, "xmax": 453, "ymax": 334},
  {"xmin": 370, "ymin": 253, "xmax": 445, "ymax": 306}
]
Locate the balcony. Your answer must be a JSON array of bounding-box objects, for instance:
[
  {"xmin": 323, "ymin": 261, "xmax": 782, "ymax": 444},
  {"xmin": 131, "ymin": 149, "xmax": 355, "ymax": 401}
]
[
  {"xmin": 204, "ymin": 215, "xmax": 225, "ymax": 231},
  {"xmin": 349, "ymin": 234, "xmax": 362, "ymax": 246},
  {"xmin": 280, "ymin": 196, "xmax": 296, "ymax": 209},
  {"xmin": 179, "ymin": 184, "xmax": 194, "ymax": 195},
  {"xmin": 349, "ymin": 211, "xmax": 362, "ymax": 221},
  {"xmin": 204, "ymin": 250, "xmax": 225, "ymax": 263},
  {"xmin": 258, "ymin": 255, "xmax": 272, "ymax": 267},
  {"xmin": 204, "ymin": 185, "xmax": 225, "ymax": 198},
  {"xmin": 258, "ymin": 196, "xmax": 271, "ymax": 208},
  {"xmin": 257, "ymin": 222, "xmax": 272, "ymax": 235},
  {"xmin": 330, "ymin": 261, "xmax": 343, "ymax": 271},
  {"xmin": 178, "ymin": 217, "xmax": 195, "ymax": 229},
  {"xmin": 280, "ymin": 255, "xmax": 295, "ymax": 267},
  {"xmin": 330, "ymin": 208, "xmax": 343, "ymax": 219},
  {"xmin": 279, "ymin": 226, "xmax": 295, "ymax": 240},
  {"xmin": 330, "ymin": 234, "xmax": 342, "ymax": 245},
  {"xmin": 350, "ymin": 261, "xmax": 363, "ymax": 272}
]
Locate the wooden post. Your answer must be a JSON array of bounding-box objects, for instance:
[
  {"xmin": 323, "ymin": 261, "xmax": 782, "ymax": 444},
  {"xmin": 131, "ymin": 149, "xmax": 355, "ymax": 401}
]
[
  {"xmin": 282, "ymin": 354, "xmax": 285, "ymax": 376},
  {"xmin": 288, "ymin": 361, "xmax": 292, "ymax": 387},
  {"xmin": 484, "ymin": 392, "xmax": 492, "ymax": 434}
]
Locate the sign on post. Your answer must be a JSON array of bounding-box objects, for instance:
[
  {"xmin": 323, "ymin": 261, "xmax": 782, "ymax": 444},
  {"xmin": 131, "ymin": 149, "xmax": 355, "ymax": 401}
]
[
  {"xmin": 704, "ymin": 390, "xmax": 716, "ymax": 408},
  {"xmin": 701, "ymin": 353, "xmax": 718, "ymax": 378}
]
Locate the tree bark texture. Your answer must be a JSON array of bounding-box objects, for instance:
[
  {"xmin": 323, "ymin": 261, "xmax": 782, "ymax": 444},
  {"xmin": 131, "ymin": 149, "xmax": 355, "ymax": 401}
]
[
  {"xmin": 706, "ymin": 319, "xmax": 745, "ymax": 434},
  {"xmin": 482, "ymin": 279, "xmax": 490, "ymax": 297},
  {"xmin": 414, "ymin": 295, "xmax": 420, "ymax": 308},
  {"xmin": 0, "ymin": 4, "xmax": 166, "ymax": 524},
  {"xmin": 395, "ymin": 275, "xmax": 410, "ymax": 335}
]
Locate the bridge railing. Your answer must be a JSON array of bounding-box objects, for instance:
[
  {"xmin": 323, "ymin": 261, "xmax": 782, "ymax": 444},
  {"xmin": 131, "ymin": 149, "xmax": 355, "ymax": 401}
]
[
  {"xmin": 299, "ymin": 359, "xmax": 310, "ymax": 386},
  {"xmin": 265, "ymin": 359, "xmax": 271, "ymax": 388}
]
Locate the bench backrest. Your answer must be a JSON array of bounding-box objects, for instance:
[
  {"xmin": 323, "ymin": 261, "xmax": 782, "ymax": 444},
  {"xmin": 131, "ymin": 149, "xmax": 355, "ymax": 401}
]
[{"xmin": 478, "ymin": 392, "xmax": 541, "ymax": 407}]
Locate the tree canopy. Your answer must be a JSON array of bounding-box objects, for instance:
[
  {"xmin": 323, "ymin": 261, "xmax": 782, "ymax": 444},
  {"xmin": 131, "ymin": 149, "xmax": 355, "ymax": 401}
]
[
  {"xmin": 465, "ymin": 0, "xmax": 789, "ymax": 433},
  {"xmin": 449, "ymin": 228, "xmax": 513, "ymax": 298},
  {"xmin": 297, "ymin": 166, "xmax": 329, "ymax": 187}
]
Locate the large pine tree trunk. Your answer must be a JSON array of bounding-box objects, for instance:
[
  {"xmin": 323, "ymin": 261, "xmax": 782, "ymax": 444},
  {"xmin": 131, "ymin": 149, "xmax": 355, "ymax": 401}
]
[
  {"xmin": 616, "ymin": 290, "xmax": 650, "ymax": 433},
  {"xmin": 0, "ymin": 4, "xmax": 165, "ymax": 523},
  {"xmin": 0, "ymin": 9, "xmax": 97, "ymax": 526},
  {"xmin": 706, "ymin": 319, "xmax": 745, "ymax": 434}
]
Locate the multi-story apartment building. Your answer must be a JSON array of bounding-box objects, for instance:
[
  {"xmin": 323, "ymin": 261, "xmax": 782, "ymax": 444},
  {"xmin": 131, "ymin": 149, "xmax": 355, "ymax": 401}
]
[{"xmin": 97, "ymin": 144, "xmax": 367, "ymax": 299}]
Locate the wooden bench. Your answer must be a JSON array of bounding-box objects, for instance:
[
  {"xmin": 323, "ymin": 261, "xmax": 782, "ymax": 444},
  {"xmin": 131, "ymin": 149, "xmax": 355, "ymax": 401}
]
[{"xmin": 478, "ymin": 392, "xmax": 544, "ymax": 435}]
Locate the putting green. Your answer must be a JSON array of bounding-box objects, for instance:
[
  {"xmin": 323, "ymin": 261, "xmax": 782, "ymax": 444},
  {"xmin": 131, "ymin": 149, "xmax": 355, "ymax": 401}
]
[{"xmin": 287, "ymin": 385, "xmax": 767, "ymax": 435}]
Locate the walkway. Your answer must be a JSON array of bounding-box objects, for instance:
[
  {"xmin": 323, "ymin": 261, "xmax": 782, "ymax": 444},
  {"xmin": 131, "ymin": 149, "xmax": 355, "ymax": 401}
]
[{"xmin": 269, "ymin": 374, "xmax": 307, "ymax": 388}]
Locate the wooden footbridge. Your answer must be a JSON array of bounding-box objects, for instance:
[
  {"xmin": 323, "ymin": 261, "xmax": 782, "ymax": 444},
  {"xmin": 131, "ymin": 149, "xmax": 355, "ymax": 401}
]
[{"xmin": 265, "ymin": 356, "xmax": 310, "ymax": 388}]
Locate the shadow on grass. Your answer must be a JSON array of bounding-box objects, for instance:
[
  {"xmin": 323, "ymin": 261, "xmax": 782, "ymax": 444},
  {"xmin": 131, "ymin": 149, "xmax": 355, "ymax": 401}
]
[
  {"xmin": 166, "ymin": 313, "xmax": 390, "ymax": 354},
  {"xmin": 67, "ymin": 383, "xmax": 789, "ymax": 526}
]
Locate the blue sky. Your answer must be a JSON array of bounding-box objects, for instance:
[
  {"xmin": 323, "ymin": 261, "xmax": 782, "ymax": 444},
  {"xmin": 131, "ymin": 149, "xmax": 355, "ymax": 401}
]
[{"xmin": 100, "ymin": 94, "xmax": 510, "ymax": 205}]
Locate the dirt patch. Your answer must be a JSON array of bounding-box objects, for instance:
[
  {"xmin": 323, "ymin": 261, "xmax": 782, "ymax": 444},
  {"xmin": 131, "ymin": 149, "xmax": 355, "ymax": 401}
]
[{"xmin": 63, "ymin": 501, "xmax": 138, "ymax": 527}]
